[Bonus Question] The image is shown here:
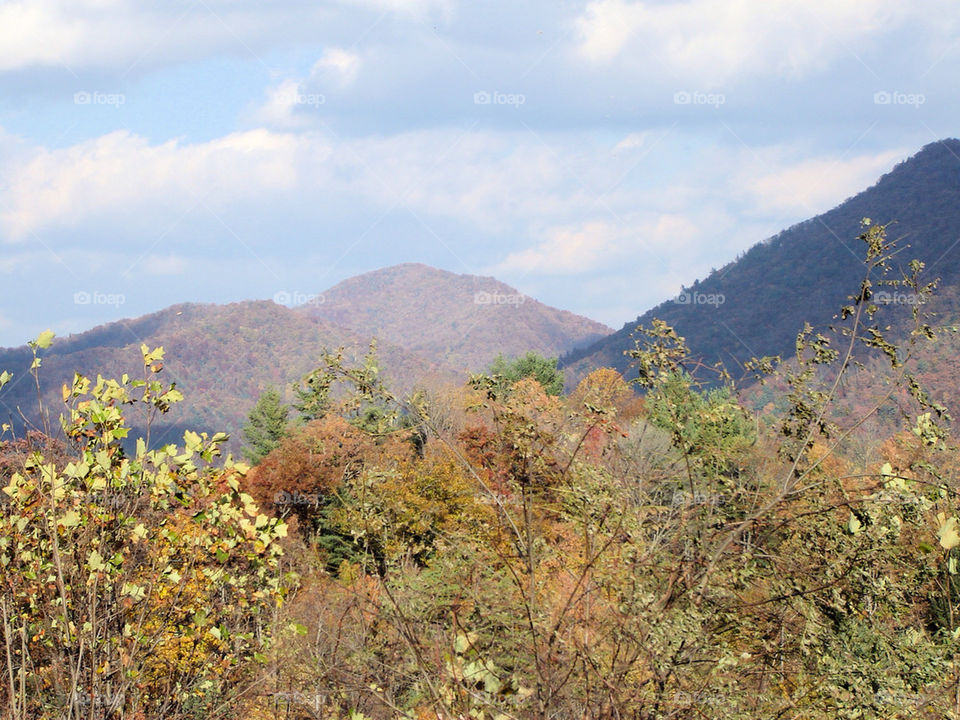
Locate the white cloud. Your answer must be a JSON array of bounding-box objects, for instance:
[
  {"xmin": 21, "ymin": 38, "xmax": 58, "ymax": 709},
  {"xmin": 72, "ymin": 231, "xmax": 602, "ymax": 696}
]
[
  {"xmin": 142, "ymin": 254, "xmax": 189, "ymax": 276},
  {"xmin": 249, "ymin": 79, "xmax": 328, "ymax": 130},
  {"xmin": 248, "ymin": 48, "xmax": 360, "ymax": 129},
  {"xmin": 0, "ymin": 120, "xmax": 923, "ymax": 331},
  {"xmin": 350, "ymin": 0, "xmax": 453, "ymax": 16},
  {"xmin": 492, "ymin": 221, "xmax": 622, "ymax": 275},
  {"xmin": 613, "ymin": 132, "xmax": 650, "ymax": 153},
  {"xmin": 574, "ymin": 0, "xmax": 923, "ymax": 85},
  {"xmin": 0, "ymin": 0, "xmax": 446, "ymax": 73},
  {"xmin": 744, "ymin": 149, "xmax": 906, "ymax": 216},
  {"xmin": 0, "ymin": 122, "xmax": 908, "ymax": 256},
  {"xmin": 492, "ymin": 213, "xmax": 701, "ymax": 276},
  {"xmin": 0, "ymin": 129, "xmax": 310, "ymax": 241},
  {"xmin": 314, "ymin": 48, "xmax": 362, "ymax": 86}
]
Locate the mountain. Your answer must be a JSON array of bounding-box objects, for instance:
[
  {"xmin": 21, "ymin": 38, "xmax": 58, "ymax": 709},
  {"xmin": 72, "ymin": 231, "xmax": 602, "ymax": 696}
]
[
  {"xmin": 563, "ymin": 139, "xmax": 960, "ymax": 381},
  {"xmin": 0, "ymin": 301, "xmax": 457, "ymax": 450},
  {"xmin": 0, "ymin": 266, "xmax": 612, "ymax": 448},
  {"xmin": 299, "ymin": 263, "xmax": 612, "ymax": 371}
]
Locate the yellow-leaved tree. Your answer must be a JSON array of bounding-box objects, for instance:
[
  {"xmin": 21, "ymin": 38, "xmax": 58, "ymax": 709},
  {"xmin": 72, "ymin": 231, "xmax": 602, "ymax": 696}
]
[{"xmin": 0, "ymin": 335, "xmax": 290, "ymax": 719}]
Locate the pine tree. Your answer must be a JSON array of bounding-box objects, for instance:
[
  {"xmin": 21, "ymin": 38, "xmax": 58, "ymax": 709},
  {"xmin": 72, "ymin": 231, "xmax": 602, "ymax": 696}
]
[
  {"xmin": 487, "ymin": 351, "xmax": 565, "ymax": 397},
  {"xmin": 242, "ymin": 386, "xmax": 289, "ymax": 464},
  {"xmin": 292, "ymin": 367, "xmax": 332, "ymax": 423}
]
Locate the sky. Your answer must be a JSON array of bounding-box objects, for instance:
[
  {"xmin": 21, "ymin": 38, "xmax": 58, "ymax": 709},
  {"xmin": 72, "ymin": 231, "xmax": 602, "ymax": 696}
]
[{"xmin": 0, "ymin": 0, "xmax": 958, "ymax": 347}]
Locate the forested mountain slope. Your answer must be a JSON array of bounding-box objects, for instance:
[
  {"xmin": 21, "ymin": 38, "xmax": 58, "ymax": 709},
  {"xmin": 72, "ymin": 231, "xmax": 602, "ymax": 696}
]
[{"xmin": 563, "ymin": 139, "xmax": 960, "ymax": 381}]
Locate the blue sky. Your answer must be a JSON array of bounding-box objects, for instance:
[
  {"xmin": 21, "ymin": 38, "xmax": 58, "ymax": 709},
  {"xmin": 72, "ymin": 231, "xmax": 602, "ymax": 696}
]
[{"xmin": 0, "ymin": 0, "xmax": 958, "ymax": 347}]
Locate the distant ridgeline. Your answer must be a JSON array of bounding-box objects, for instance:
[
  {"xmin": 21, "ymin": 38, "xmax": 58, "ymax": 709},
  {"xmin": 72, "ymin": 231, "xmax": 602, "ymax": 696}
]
[
  {"xmin": 0, "ymin": 265, "xmax": 612, "ymax": 447},
  {"xmin": 562, "ymin": 139, "xmax": 960, "ymax": 383}
]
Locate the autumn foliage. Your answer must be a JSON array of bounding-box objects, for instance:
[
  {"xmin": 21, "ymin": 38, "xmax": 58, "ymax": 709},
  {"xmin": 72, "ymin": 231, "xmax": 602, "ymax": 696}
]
[{"xmin": 3, "ymin": 223, "xmax": 960, "ymax": 719}]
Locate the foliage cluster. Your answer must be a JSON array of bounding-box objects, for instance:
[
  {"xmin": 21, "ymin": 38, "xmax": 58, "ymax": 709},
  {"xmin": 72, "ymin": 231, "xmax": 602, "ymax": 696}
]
[{"xmin": 3, "ymin": 222, "xmax": 960, "ymax": 718}]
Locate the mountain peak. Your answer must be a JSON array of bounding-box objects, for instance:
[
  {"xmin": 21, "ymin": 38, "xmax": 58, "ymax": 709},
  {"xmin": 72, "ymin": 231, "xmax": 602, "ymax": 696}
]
[
  {"xmin": 312, "ymin": 262, "xmax": 511, "ymax": 292},
  {"xmin": 302, "ymin": 264, "xmax": 611, "ymax": 370}
]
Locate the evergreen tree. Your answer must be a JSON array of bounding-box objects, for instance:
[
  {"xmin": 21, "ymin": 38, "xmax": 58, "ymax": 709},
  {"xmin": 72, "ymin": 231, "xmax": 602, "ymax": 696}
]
[
  {"xmin": 487, "ymin": 351, "xmax": 565, "ymax": 397},
  {"xmin": 292, "ymin": 367, "xmax": 333, "ymax": 423},
  {"xmin": 242, "ymin": 386, "xmax": 290, "ymax": 464}
]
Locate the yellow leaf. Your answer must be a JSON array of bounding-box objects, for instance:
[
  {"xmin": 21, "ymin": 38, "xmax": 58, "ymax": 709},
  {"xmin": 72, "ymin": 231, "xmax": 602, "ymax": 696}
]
[
  {"xmin": 937, "ymin": 515, "xmax": 960, "ymax": 550},
  {"xmin": 847, "ymin": 513, "xmax": 862, "ymax": 535},
  {"xmin": 35, "ymin": 329, "xmax": 55, "ymax": 349},
  {"xmin": 87, "ymin": 550, "xmax": 106, "ymax": 572}
]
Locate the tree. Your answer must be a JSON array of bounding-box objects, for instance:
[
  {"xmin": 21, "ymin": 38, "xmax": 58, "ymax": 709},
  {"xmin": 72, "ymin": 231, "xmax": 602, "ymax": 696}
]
[
  {"xmin": 292, "ymin": 366, "xmax": 333, "ymax": 423},
  {"xmin": 0, "ymin": 338, "xmax": 288, "ymax": 720},
  {"xmin": 242, "ymin": 386, "xmax": 289, "ymax": 464},
  {"xmin": 486, "ymin": 351, "xmax": 565, "ymax": 397}
]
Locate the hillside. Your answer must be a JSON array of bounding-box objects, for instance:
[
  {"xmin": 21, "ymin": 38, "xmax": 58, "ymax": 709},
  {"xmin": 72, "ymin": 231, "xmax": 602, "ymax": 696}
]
[
  {"xmin": 563, "ymin": 139, "xmax": 960, "ymax": 382},
  {"xmin": 300, "ymin": 263, "xmax": 612, "ymax": 371},
  {"xmin": 0, "ymin": 301, "xmax": 457, "ymax": 449},
  {"xmin": 0, "ymin": 266, "xmax": 611, "ymax": 448}
]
